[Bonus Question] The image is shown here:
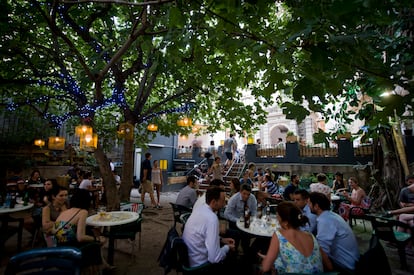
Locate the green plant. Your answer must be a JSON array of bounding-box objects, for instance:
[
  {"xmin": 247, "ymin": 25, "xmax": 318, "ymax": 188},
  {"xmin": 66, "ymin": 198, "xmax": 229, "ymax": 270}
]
[{"xmin": 286, "ymin": 131, "xmax": 295, "ymax": 136}]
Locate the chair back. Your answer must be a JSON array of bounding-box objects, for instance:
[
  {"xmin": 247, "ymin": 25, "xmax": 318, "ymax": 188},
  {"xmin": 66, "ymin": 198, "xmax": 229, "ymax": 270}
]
[
  {"xmin": 170, "ymin": 202, "xmax": 192, "ymax": 227},
  {"xmin": 355, "ymin": 235, "xmax": 391, "ymax": 275},
  {"xmin": 5, "ymin": 246, "xmax": 82, "ymax": 275},
  {"xmin": 371, "ymin": 217, "xmax": 398, "ymax": 243}
]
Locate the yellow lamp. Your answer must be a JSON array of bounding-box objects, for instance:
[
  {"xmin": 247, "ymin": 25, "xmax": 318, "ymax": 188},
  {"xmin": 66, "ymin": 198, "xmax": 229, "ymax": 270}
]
[
  {"xmin": 80, "ymin": 133, "xmax": 98, "ymax": 151},
  {"xmin": 147, "ymin": 123, "xmax": 158, "ymax": 132},
  {"xmin": 177, "ymin": 117, "xmax": 192, "ymax": 127},
  {"xmin": 118, "ymin": 122, "xmax": 134, "ymax": 140},
  {"xmin": 34, "ymin": 139, "xmax": 45, "ymax": 147},
  {"xmin": 48, "ymin": 136, "xmax": 65, "ymax": 150},
  {"xmin": 159, "ymin": 159, "xmax": 168, "ymax": 170},
  {"xmin": 75, "ymin": 125, "xmax": 92, "ymax": 137}
]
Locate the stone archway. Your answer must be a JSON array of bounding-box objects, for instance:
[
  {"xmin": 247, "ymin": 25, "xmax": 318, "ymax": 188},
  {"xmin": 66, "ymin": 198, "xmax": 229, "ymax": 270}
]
[{"xmin": 269, "ymin": 124, "xmax": 289, "ymax": 145}]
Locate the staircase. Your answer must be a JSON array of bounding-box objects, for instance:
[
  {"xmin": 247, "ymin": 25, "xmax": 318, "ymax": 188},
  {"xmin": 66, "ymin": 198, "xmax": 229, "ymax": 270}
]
[{"xmin": 223, "ymin": 162, "xmax": 246, "ymax": 184}]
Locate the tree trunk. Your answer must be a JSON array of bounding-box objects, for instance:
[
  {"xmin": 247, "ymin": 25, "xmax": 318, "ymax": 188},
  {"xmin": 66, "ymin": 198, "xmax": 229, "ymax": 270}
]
[
  {"xmin": 94, "ymin": 146, "xmax": 119, "ymax": 211},
  {"xmin": 120, "ymin": 132, "xmax": 134, "ymax": 201}
]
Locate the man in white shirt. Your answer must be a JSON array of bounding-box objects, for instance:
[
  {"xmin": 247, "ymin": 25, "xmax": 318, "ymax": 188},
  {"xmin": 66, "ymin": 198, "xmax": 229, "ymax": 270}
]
[{"xmin": 183, "ymin": 186, "xmax": 235, "ymax": 271}]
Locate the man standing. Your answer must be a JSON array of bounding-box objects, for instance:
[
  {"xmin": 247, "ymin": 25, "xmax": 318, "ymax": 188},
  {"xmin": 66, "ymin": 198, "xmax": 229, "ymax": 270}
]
[
  {"xmin": 293, "ymin": 189, "xmax": 317, "ymax": 235},
  {"xmin": 140, "ymin": 152, "xmax": 157, "ymax": 208},
  {"xmin": 223, "ymin": 133, "xmax": 237, "ymax": 168},
  {"xmin": 283, "ymin": 174, "xmax": 300, "ymax": 201},
  {"xmin": 182, "ymin": 186, "xmax": 236, "ymax": 270},
  {"xmin": 175, "ymin": 175, "xmax": 198, "ymax": 209},
  {"xmin": 308, "ymin": 192, "xmax": 359, "ymax": 272}
]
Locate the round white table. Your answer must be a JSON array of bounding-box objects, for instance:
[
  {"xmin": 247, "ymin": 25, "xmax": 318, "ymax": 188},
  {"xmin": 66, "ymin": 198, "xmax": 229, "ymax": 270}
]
[
  {"xmin": 86, "ymin": 211, "xmax": 139, "ymax": 227},
  {"xmin": 86, "ymin": 211, "xmax": 140, "ymax": 264},
  {"xmin": 0, "ymin": 203, "xmax": 34, "ymax": 254},
  {"xmin": 236, "ymin": 217, "xmax": 278, "ymax": 238},
  {"xmin": 0, "ymin": 203, "xmax": 34, "ymax": 214}
]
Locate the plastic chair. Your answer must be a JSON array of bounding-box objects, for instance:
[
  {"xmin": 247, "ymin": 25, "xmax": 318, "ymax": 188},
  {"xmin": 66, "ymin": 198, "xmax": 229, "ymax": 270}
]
[
  {"xmin": 349, "ymin": 196, "xmax": 373, "ymax": 231},
  {"xmin": 370, "ymin": 215, "xmax": 411, "ymax": 270},
  {"xmin": 170, "ymin": 202, "xmax": 192, "ymax": 229},
  {"xmin": 173, "ymin": 237, "xmax": 211, "ymax": 274},
  {"xmin": 5, "ymin": 246, "xmax": 82, "ymax": 275}
]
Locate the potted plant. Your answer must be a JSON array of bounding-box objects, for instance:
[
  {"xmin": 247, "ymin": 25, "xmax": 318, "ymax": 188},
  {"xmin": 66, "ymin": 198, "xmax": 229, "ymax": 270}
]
[{"xmin": 286, "ymin": 131, "xmax": 298, "ymax": 143}]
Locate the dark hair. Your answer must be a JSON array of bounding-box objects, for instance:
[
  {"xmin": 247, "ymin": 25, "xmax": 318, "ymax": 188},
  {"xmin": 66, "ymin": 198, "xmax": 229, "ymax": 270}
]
[
  {"xmin": 210, "ymin": 179, "xmax": 225, "ymax": 187},
  {"xmin": 309, "ymin": 192, "xmax": 331, "ymax": 211},
  {"xmin": 317, "ymin": 173, "xmax": 327, "ymax": 182},
  {"xmin": 406, "ymin": 175, "xmax": 414, "ymax": 182},
  {"xmin": 187, "ymin": 175, "xmax": 196, "ymax": 185},
  {"xmin": 277, "ymin": 201, "xmax": 309, "ymax": 228},
  {"xmin": 335, "ymin": 171, "xmax": 343, "ymax": 177},
  {"xmin": 145, "ymin": 152, "xmax": 151, "ymax": 158},
  {"xmin": 31, "ymin": 169, "xmax": 40, "ymax": 178},
  {"xmin": 51, "ymin": 185, "xmax": 68, "ymax": 197},
  {"xmin": 291, "ymin": 174, "xmax": 298, "ymax": 182},
  {"xmin": 240, "ymin": 184, "xmax": 252, "ymax": 193},
  {"xmin": 230, "ymin": 178, "xmax": 241, "ymax": 192},
  {"xmin": 70, "ymin": 189, "xmax": 92, "ymax": 210},
  {"xmin": 214, "ymin": 156, "xmax": 221, "ymax": 161},
  {"xmin": 264, "ymin": 174, "xmax": 273, "ymax": 182},
  {"xmin": 210, "ymin": 140, "xmax": 215, "ymax": 146},
  {"xmin": 206, "ymin": 186, "xmax": 225, "ymax": 204},
  {"xmin": 294, "ymin": 189, "xmax": 310, "ymax": 199}
]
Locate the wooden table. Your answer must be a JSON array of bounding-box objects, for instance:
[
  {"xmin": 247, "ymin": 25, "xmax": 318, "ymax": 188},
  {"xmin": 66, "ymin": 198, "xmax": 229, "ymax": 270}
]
[{"xmin": 86, "ymin": 211, "xmax": 139, "ymax": 264}]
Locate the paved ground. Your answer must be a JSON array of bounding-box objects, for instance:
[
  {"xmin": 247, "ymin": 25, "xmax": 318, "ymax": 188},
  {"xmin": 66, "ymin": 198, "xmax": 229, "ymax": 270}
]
[{"xmin": 1, "ymin": 191, "xmax": 414, "ymax": 274}]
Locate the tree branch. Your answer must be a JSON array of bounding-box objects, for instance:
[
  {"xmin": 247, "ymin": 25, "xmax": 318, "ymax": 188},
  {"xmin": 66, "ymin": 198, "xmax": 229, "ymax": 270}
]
[{"xmin": 60, "ymin": 0, "xmax": 175, "ymax": 6}]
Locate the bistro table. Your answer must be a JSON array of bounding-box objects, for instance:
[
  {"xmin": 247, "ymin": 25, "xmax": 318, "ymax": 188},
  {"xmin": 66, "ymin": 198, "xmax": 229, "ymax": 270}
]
[
  {"xmin": 86, "ymin": 211, "xmax": 139, "ymax": 265},
  {"xmin": 236, "ymin": 216, "xmax": 279, "ymax": 238},
  {"xmin": 0, "ymin": 203, "xmax": 34, "ymax": 254}
]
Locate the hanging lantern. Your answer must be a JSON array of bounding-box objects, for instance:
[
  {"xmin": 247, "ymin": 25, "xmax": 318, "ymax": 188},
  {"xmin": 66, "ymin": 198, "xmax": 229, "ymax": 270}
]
[
  {"xmin": 118, "ymin": 122, "xmax": 134, "ymax": 140},
  {"xmin": 177, "ymin": 117, "xmax": 192, "ymax": 127},
  {"xmin": 48, "ymin": 136, "xmax": 66, "ymax": 150},
  {"xmin": 34, "ymin": 139, "xmax": 45, "ymax": 148},
  {"xmin": 80, "ymin": 133, "xmax": 98, "ymax": 151},
  {"xmin": 75, "ymin": 125, "xmax": 93, "ymax": 137},
  {"xmin": 147, "ymin": 123, "xmax": 158, "ymax": 132}
]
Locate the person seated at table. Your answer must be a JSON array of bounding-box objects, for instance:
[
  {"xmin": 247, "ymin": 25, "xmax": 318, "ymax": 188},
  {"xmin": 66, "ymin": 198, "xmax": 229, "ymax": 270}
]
[
  {"xmin": 224, "ymin": 184, "xmax": 257, "ymax": 255},
  {"xmin": 175, "ymin": 175, "xmax": 198, "ymax": 209},
  {"xmin": 53, "ymin": 189, "xmax": 112, "ymax": 272},
  {"xmin": 293, "ymin": 189, "xmax": 317, "ymax": 235},
  {"xmin": 262, "ymin": 174, "xmax": 284, "ymax": 199},
  {"xmin": 259, "ymin": 201, "xmax": 332, "ymax": 274},
  {"xmin": 310, "ymin": 173, "xmax": 331, "ymax": 199},
  {"xmin": 283, "ymin": 174, "xmax": 300, "ymax": 201},
  {"xmin": 398, "ymin": 176, "xmax": 414, "ymax": 208},
  {"xmin": 42, "ymin": 185, "xmax": 69, "ymax": 246},
  {"xmin": 253, "ymin": 167, "xmax": 264, "ymax": 183},
  {"xmin": 308, "ymin": 192, "xmax": 360, "ymax": 272},
  {"xmin": 79, "ymin": 171, "xmax": 99, "ymax": 208},
  {"xmin": 182, "ymin": 186, "xmax": 236, "ymax": 272},
  {"xmin": 229, "ymin": 178, "xmax": 241, "ymax": 197},
  {"xmin": 332, "ymin": 171, "xmax": 348, "ymax": 193},
  {"xmin": 239, "ymin": 170, "xmax": 253, "ymax": 187},
  {"xmin": 27, "ymin": 169, "xmax": 45, "ymax": 185},
  {"xmin": 338, "ymin": 177, "xmax": 367, "ymax": 221}
]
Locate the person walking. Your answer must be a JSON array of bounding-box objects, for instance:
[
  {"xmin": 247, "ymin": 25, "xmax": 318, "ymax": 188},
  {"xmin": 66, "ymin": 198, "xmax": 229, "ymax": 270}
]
[
  {"xmin": 140, "ymin": 152, "xmax": 157, "ymax": 209},
  {"xmin": 152, "ymin": 160, "xmax": 163, "ymax": 209}
]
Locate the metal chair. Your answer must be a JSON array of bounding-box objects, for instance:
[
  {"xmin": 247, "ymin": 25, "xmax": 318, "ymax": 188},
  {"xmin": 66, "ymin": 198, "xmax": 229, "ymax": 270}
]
[
  {"xmin": 349, "ymin": 196, "xmax": 372, "ymax": 231},
  {"xmin": 173, "ymin": 237, "xmax": 211, "ymax": 274},
  {"xmin": 170, "ymin": 202, "xmax": 192, "ymax": 229},
  {"xmin": 370, "ymin": 215, "xmax": 411, "ymax": 270},
  {"xmin": 5, "ymin": 246, "xmax": 82, "ymax": 275}
]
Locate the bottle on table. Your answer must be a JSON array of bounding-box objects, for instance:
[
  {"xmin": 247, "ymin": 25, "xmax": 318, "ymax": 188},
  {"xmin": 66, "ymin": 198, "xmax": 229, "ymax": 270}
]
[
  {"xmin": 244, "ymin": 204, "xmax": 251, "ymax": 228},
  {"xmin": 23, "ymin": 191, "xmax": 29, "ymax": 206},
  {"xmin": 9, "ymin": 192, "xmax": 16, "ymax": 208},
  {"xmin": 257, "ymin": 202, "xmax": 263, "ymax": 219}
]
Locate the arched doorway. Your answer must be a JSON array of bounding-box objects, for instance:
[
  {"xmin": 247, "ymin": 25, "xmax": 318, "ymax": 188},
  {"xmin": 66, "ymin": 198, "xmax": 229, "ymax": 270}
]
[{"xmin": 269, "ymin": 124, "xmax": 289, "ymax": 145}]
